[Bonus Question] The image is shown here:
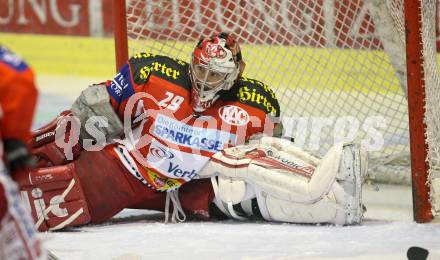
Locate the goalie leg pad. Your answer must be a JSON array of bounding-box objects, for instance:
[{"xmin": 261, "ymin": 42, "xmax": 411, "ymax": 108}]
[
  {"xmin": 254, "ymin": 182, "xmax": 345, "ymax": 224},
  {"xmin": 253, "ymin": 136, "xmax": 321, "ymax": 166},
  {"xmin": 254, "ymin": 143, "xmax": 366, "ymax": 225},
  {"xmin": 200, "ymin": 140, "xmax": 344, "ymax": 204},
  {"xmin": 200, "ymin": 138, "xmax": 367, "ymax": 225},
  {"xmin": 262, "ymin": 191, "xmax": 340, "ymax": 224},
  {"xmin": 334, "ymin": 143, "xmax": 367, "ymax": 225}
]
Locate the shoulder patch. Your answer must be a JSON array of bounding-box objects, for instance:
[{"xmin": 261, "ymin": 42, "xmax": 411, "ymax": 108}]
[
  {"xmin": 107, "ymin": 63, "xmax": 135, "ymax": 105},
  {"xmin": 222, "ymin": 77, "xmax": 280, "ymax": 118},
  {"xmin": 0, "ymin": 46, "xmax": 28, "ymax": 72},
  {"xmin": 128, "ymin": 52, "xmax": 191, "ymax": 90}
]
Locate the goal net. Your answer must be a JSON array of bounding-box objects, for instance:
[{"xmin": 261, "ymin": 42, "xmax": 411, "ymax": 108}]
[{"xmin": 114, "ymin": 0, "xmax": 440, "ymax": 222}]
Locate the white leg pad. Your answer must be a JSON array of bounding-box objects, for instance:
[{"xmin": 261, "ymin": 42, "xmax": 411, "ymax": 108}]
[
  {"xmin": 256, "ymin": 136, "xmax": 321, "ymax": 166},
  {"xmin": 200, "ymin": 138, "xmax": 366, "ymax": 225},
  {"xmin": 200, "ymin": 141, "xmax": 343, "ymax": 204},
  {"xmin": 216, "ymin": 176, "xmax": 249, "ymax": 204},
  {"xmin": 255, "ymin": 181, "xmax": 352, "ymax": 225},
  {"xmin": 247, "ymin": 143, "xmax": 343, "ymax": 203}
]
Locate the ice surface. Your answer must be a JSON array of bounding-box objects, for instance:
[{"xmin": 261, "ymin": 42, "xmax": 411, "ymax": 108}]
[{"xmin": 39, "ymin": 185, "xmax": 440, "ymax": 260}]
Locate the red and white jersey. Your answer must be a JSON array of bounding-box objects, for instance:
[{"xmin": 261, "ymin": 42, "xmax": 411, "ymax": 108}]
[
  {"xmin": 0, "ymin": 46, "xmax": 38, "ymax": 151},
  {"xmin": 105, "ymin": 53, "xmax": 280, "ymax": 191}
]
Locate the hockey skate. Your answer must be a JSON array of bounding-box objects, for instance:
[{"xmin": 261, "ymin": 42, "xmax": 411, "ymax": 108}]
[{"xmin": 336, "ymin": 143, "xmax": 368, "ymax": 225}]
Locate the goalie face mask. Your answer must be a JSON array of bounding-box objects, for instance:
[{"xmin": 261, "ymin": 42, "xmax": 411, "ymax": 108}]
[{"xmin": 189, "ymin": 35, "xmax": 241, "ymax": 113}]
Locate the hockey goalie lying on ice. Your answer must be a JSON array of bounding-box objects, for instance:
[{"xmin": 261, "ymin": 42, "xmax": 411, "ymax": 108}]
[{"xmin": 13, "ymin": 33, "xmax": 367, "ymax": 231}]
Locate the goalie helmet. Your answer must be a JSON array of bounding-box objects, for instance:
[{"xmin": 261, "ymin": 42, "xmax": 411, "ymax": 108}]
[{"xmin": 189, "ymin": 33, "xmax": 245, "ymax": 112}]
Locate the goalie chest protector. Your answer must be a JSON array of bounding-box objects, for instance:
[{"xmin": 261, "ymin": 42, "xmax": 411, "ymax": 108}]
[{"xmin": 106, "ymin": 52, "xmax": 281, "ymax": 191}]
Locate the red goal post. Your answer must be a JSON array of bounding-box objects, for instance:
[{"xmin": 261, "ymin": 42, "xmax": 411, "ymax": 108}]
[
  {"xmin": 113, "ymin": 0, "xmax": 128, "ymax": 71},
  {"xmin": 113, "ymin": 0, "xmax": 440, "ymax": 223},
  {"xmin": 405, "ymin": 0, "xmax": 438, "ymax": 223}
]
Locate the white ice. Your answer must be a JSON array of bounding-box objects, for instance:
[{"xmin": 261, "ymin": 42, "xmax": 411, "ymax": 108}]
[{"xmin": 41, "ymin": 185, "xmax": 440, "ymax": 260}]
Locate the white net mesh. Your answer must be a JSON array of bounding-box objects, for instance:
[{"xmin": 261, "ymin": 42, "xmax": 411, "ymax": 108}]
[
  {"xmin": 123, "ymin": 0, "xmax": 439, "ymax": 214},
  {"xmin": 421, "ymin": 0, "xmax": 440, "ymax": 215}
]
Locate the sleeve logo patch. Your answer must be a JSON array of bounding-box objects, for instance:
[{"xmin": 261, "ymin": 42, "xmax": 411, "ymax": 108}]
[
  {"xmin": 218, "ymin": 105, "xmax": 250, "ymax": 126},
  {"xmin": 111, "ymin": 72, "xmax": 129, "ymax": 97},
  {"xmin": 0, "ymin": 46, "xmax": 28, "ymax": 72}
]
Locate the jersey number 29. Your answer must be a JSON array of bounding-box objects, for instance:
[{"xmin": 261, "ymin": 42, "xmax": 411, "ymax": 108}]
[{"xmin": 158, "ymin": 91, "xmax": 184, "ymax": 111}]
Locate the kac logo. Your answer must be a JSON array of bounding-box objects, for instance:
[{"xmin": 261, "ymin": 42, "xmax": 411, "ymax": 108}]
[
  {"xmin": 205, "ymin": 42, "xmax": 227, "ymax": 59},
  {"xmin": 219, "ymin": 105, "xmax": 250, "ymax": 126}
]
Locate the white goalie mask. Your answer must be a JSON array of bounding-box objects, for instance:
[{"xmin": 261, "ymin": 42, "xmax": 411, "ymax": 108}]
[{"xmin": 189, "ymin": 34, "xmax": 243, "ymax": 113}]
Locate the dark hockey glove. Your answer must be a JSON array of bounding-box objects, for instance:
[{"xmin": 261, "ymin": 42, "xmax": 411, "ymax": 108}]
[{"xmin": 4, "ymin": 139, "xmax": 36, "ymax": 174}]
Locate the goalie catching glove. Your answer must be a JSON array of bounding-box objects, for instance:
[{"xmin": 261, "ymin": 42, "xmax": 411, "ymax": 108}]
[{"xmin": 199, "ymin": 137, "xmax": 367, "ymax": 225}]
